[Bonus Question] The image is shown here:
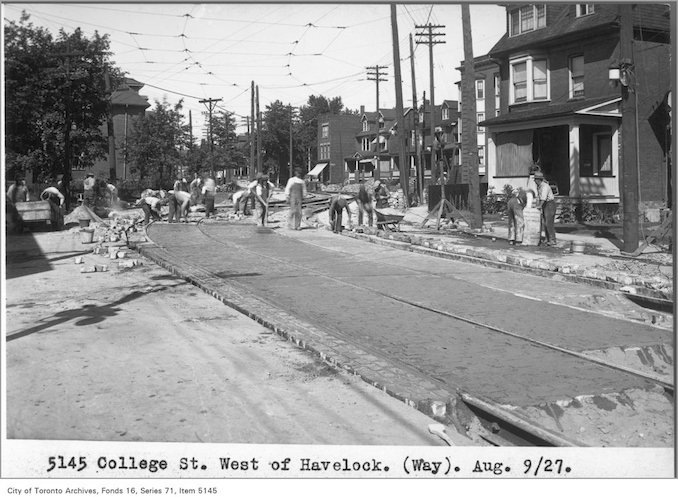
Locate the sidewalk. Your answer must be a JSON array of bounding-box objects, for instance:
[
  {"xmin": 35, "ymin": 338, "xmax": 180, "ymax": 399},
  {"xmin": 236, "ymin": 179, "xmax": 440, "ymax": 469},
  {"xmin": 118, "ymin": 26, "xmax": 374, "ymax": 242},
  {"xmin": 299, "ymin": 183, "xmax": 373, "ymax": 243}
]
[{"xmin": 297, "ymin": 204, "xmax": 673, "ymax": 304}]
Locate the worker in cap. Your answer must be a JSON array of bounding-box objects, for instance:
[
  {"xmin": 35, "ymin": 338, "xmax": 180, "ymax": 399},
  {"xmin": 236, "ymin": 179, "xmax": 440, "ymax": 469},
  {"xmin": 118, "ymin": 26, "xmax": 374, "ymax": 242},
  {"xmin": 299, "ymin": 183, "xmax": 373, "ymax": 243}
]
[{"xmin": 533, "ymin": 172, "xmax": 557, "ymax": 246}]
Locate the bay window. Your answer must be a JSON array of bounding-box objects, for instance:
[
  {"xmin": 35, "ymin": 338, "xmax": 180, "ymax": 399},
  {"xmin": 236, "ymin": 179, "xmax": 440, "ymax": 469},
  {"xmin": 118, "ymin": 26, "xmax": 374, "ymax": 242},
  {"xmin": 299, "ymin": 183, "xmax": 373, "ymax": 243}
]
[{"xmin": 510, "ymin": 56, "xmax": 549, "ymax": 104}]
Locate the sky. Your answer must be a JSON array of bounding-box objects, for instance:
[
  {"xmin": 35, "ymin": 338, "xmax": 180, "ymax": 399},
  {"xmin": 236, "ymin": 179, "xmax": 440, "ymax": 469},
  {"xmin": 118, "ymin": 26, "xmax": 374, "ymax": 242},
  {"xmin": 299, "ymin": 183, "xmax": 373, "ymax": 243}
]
[{"xmin": 2, "ymin": 1, "xmax": 508, "ymax": 136}]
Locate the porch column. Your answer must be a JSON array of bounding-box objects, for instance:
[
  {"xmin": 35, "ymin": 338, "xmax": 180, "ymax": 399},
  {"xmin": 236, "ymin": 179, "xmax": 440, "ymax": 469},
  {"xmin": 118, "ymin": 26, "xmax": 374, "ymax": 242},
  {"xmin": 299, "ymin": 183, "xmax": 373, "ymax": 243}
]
[
  {"xmin": 569, "ymin": 124, "xmax": 581, "ymax": 199},
  {"xmin": 487, "ymin": 133, "xmax": 497, "ymax": 192},
  {"xmin": 611, "ymin": 122, "xmax": 620, "ymax": 199}
]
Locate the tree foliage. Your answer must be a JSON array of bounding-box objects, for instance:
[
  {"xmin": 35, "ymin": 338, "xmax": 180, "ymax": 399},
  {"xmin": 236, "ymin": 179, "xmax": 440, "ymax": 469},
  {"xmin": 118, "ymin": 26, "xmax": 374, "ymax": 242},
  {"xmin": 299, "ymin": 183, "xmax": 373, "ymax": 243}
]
[
  {"xmin": 4, "ymin": 12, "xmax": 121, "ymax": 183},
  {"xmin": 126, "ymin": 98, "xmax": 190, "ymax": 187}
]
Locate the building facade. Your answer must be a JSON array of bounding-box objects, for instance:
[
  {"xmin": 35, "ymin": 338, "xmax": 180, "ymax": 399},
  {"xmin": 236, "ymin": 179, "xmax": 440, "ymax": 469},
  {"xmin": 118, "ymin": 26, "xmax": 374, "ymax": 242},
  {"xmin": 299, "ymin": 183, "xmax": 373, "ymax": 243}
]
[
  {"xmin": 313, "ymin": 113, "xmax": 362, "ymax": 183},
  {"xmin": 87, "ymin": 78, "xmax": 150, "ymax": 182},
  {"xmin": 480, "ymin": 3, "xmax": 671, "ymax": 212}
]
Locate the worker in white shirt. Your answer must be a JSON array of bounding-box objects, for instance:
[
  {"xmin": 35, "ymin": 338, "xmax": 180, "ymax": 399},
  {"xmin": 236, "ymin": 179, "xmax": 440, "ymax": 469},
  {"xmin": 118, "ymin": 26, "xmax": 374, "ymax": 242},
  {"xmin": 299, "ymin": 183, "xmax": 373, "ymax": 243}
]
[
  {"xmin": 534, "ymin": 172, "xmax": 557, "ymax": 246},
  {"xmin": 248, "ymin": 173, "xmax": 275, "ymax": 226},
  {"xmin": 106, "ymin": 181, "xmax": 118, "ymax": 205},
  {"xmin": 140, "ymin": 192, "xmax": 168, "ymax": 225},
  {"xmin": 40, "ymin": 186, "xmax": 65, "ymax": 207},
  {"xmin": 284, "ymin": 167, "xmax": 307, "ymax": 230},
  {"xmin": 83, "ymin": 173, "xmax": 96, "ymax": 207},
  {"xmin": 202, "ymin": 176, "xmax": 217, "ymax": 218},
  {"xmin": 170, "ymin": 189, "xmax": 192, "ymax": 223}
]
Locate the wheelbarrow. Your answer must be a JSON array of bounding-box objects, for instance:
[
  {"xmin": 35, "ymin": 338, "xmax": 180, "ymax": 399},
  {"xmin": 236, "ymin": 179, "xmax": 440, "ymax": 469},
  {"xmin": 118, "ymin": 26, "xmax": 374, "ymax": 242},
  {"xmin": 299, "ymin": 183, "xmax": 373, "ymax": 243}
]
[{"xmin": 374, "ymin": 208, "xmax": 404, "ymax": 231}]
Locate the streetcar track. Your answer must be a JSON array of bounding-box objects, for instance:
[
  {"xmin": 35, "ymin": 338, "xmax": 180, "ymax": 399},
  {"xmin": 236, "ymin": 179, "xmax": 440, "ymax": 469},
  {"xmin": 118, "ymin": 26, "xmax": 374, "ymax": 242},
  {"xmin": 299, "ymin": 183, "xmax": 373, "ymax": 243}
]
[
  {"xmin": 191, "ymin": 221, "xmax": 673, "ymax": 393},
  {"xmin": 145, "ymin": 222, "xmax": 673, "ymax": 446}
]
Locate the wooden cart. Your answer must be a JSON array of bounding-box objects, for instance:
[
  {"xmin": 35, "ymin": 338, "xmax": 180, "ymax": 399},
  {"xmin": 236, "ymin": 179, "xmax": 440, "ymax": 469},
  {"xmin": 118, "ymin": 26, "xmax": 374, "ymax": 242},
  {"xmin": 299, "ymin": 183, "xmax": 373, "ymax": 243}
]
[{"xmin": 14, "ymin": 200, "xmax": 63, "ymax": 231}]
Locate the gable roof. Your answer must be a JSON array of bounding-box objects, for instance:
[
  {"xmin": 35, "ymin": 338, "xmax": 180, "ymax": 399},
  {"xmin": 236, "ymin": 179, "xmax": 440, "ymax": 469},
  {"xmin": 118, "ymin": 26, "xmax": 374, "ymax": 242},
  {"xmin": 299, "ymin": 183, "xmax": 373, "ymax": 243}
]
[{"xmin": 489, "ymin": 3, "xmax": 671, "ymax": 56}]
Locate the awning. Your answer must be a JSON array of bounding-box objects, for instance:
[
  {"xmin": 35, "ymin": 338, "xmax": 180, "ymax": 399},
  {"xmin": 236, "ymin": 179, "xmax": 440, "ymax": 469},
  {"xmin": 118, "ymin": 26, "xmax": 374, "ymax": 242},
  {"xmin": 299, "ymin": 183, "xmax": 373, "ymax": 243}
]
[
  {"xmin": 307, "ymin": 162, "xmax": 328, "ymax": 177},
  {"xmin": 359, "ymin": 158, "xmax": 375, "ymax": 164}
]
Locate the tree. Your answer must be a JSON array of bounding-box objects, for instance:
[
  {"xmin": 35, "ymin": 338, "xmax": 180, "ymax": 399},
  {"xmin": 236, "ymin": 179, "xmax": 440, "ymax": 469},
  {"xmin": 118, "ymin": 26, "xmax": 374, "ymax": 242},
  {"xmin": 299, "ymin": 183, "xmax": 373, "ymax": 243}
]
[
  {"xmin": 262, "ymin": 100, "xmax": 295, "ymax": 184},
  {"xmin": 207, "ymin": 110, "xmax": 247, "ymax": 178},
  {"xmin": 126, "ymin": 98, "xmax": 190, "ymax": 187},
  {"xmin": 4, "ymin": 12, "xmax": 121, "ymax": 195}
]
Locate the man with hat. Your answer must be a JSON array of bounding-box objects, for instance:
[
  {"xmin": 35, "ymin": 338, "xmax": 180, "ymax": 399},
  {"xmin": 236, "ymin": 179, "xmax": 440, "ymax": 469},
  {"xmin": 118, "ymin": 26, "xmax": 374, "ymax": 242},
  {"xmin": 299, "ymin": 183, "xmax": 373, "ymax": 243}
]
[{"xmin": 533, "ymin": 171, "xmax": 557, "ymax": 246}]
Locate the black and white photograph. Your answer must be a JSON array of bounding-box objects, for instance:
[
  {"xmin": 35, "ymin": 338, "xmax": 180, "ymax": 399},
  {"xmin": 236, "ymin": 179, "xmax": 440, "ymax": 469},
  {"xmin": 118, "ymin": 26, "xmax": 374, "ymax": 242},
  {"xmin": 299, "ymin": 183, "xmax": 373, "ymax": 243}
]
[{"xmin": 1, "ymin": 0, "xmax": 675, "ymax": 488}]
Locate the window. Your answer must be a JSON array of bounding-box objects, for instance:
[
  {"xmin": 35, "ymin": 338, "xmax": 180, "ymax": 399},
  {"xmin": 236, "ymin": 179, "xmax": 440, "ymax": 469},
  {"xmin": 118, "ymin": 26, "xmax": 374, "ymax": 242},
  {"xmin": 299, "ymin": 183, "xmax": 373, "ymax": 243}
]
[
  {"xmin": 510, "ymin": 5, "xmax": 546, "ymax": 36},
  {"xmin": 594, "ymin": 133, "xmax": 613, "ymax": 176},
  {"xmin": 477, "ymin": 112, "xmax": 485, "ymax": 133},
  {"xmin": 362, "ymin": 119, "xmax": 368, "ymax": 132},
  {"xmin": 478, "ymin": 145, "xmax": 486, "ymax": 166},
  {"xmin": 378, "ymin": 119, "xmax": 384, "ymax": 129},
  {"xmin": 442, "ymin": 107, "xmax": 449, "ymax": 120},
  {"xmin": 361, "ymin": 137, "xmax": 370, "ymax": 151},
  {"xmin": 494, "ymin": 74, "xmax": 501, "ymax": 115},
  {"xmin": 476, "ymin": 79, "xmax": 485, "ymax": 100},
  {"xmin": 569, "ymin": 55, "xmax": 584, "ymax": 98},
  {"xmin": 576, "ymin": 4, "xmax": 594, "ymax": 17},
  {"xmin": 510, "ymin": 56, "xmax": 549, "ymax": 104},
  {"xmin": 321, "ymin": 124, "xmax": 329, "ymax": 138}
]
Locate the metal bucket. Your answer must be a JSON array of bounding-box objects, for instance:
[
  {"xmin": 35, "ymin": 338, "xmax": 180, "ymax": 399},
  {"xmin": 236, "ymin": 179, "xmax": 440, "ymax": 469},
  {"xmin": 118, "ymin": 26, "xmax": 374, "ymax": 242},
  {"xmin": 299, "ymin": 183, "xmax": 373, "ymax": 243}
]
[
  {"xmin": 571, "ymin": 241, "xmax": 585, "ymax": 253},
  {"xmin": 79, "ymin": 228, "xmax": 95, "ymax": 244}
]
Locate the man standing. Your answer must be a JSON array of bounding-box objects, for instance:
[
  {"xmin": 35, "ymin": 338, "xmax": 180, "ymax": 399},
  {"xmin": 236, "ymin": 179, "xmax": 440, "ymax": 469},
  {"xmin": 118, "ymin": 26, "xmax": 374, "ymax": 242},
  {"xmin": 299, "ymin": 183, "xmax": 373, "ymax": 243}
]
[
  {"xmin": 189, "ymin": 173, "xmax": 202, "ymax": 206},
  {"xmin": 6, "ymin": 178, "xmax": 29, "ymax": 233},
  {"xmin": 329, "ymin": 194, "xmax": 353, "ymax": 233},
  {"xmin": 534, "ymin": 172, "xmax": 557, "ymax": 246},
  {"xmin": 284, "ymin": 167, "xmax": 306, "ymax": 230},
  {"xmin": 507, "ymin": 188, "xmax": 528, "ymax": 245},
  {"xmin": 202, "ymin": 175, "xmax": 217, "ymax": 218},
  {"xmin": 83, "ymin": 173, "xmax": 96, "ymax": 207},
  {"xmin": 356, "ymin": 180, "xmax": 374, "ymax": 227}
]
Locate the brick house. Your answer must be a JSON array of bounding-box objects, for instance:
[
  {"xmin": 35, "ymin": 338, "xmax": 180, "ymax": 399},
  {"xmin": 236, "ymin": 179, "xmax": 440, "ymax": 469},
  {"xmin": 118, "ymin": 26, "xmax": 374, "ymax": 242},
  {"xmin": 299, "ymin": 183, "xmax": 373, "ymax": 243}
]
[
  {"xmin": 87, "ymin": 78, "xmax": 150, "ymax": 182},
  {"xmin": 457, "ymin": 55, "xmax": 500, "ymax": 187},
  {"xmin": 313, "ymin": 113, "xmax": 362, "ymax": 183},
  {"xmin": 480, "ymin": 3, "xmax": 672, "ymax": 213}
]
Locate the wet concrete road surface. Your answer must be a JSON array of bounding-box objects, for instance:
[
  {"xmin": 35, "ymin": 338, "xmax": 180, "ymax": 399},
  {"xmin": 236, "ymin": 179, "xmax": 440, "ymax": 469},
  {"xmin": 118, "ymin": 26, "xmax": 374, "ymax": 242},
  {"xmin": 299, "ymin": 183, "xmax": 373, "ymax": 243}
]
[{"xmin": 144, "ymin": 223, "xmax": 672, "ymax": 410}]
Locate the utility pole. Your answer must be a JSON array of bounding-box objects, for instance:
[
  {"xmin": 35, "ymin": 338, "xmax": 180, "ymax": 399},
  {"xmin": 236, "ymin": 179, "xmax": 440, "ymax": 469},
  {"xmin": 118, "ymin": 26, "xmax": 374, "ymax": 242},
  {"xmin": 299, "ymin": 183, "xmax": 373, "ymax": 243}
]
[
  {"xmin": 367, "ymin": 64, "xmax": 388, "ymax": 179},
  {"xmin": 103, "ymin": 70, "xmax": 117, "ymax": 182},
  {"xmin": 461, "ymin": 4, "xmax": 482, "ymax": 228},
  {"xmin": 289, "ymin": 104, "xmax": 294, "ymax": 182},
  {"xmin": 391, "ymin": 4, "xmax": 408, "ymax": 202},
  {"xmin": 619, "ymin": 4, "xmax": 639, "ymax": 252},
  {"xmin": 410, "ymin": 33, "xmax": 423, "ymax": 202},
  {"xmin": 250, "ymin": 81, "xmax": 256, "ymax": 180},
  {"xmin": 199, "ymin": 97, "xmax": 222, "ymax": 177},
  {"xmin": 256, "ymin": 85, "xmax": 262, "ymax": 174},
  {"xmin": 189, "ymin": 110, "xmax": 193, "ymax": 150},
  {"xmin": 416, "ymin": 23, "xmax": 445, "ymax": 185}
]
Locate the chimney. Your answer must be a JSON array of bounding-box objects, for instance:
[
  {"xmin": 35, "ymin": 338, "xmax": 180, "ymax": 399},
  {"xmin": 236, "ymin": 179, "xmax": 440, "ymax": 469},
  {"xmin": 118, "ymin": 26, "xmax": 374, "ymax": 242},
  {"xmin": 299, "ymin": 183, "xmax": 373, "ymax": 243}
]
[{"xmin": 360, "ymin": 105, "xmax": 365, "ymax": 114}]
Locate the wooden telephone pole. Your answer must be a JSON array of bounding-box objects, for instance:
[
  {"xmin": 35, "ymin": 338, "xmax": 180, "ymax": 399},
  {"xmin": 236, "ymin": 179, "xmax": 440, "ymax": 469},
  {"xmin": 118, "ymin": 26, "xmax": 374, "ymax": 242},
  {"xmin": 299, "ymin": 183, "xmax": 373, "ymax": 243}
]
[
  {"xmin": 619, "ymin": 3, "xmax": 639, "ymax": 253},
  {"xmin": 250, "ymin": 81, "xmax": 256, "ymax": 180},
  {"xmin": 391, "ymin": 4, "xmax": 409, "ymax": 201},
  {"xmin": 367, "ymin": 64, "xmax": 388, "ymax": 179},
  {"xmin": 256, "ymin": 85, "xmax": 262, "ymax": 174},
  {"xmin": 461, "ymin": 4, "xmax": 482, "ymax": 228},
  {"xmin": 410, "ymin": 34, "xmax": 423, "ymax": 202},
  {"xmin": 199, "ymin": 97, "xmax": 222, "ymax": 177},
  {"xmin": 415, "ymin": 23, "xmax": 445, "ymax": 184}
]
